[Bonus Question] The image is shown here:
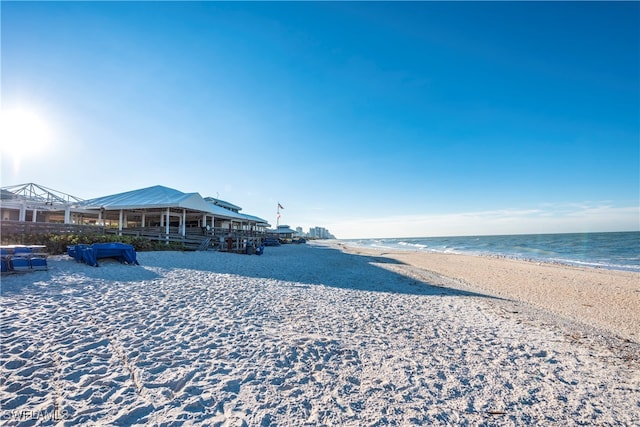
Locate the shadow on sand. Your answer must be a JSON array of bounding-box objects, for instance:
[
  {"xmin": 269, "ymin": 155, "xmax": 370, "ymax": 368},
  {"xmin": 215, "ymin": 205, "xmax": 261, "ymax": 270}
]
[{"xmin": 139, "ymin": 244, "xmax": 502, "ymax": 300}]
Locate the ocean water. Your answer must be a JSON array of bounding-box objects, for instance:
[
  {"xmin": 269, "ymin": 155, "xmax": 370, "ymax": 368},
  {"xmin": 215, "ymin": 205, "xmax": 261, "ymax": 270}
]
[{"xmin": 342, "ymin": 231, "xmax": 640, "ymax": 272}]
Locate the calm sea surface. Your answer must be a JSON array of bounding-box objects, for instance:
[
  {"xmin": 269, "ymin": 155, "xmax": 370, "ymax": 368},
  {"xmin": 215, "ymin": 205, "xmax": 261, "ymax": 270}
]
[{"xmin": 342, "ymin": 231, "xmax": 640, "ymax": 272}]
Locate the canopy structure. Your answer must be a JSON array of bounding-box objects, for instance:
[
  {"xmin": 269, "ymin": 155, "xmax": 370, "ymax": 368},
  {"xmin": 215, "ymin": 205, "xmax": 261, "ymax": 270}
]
[
  {"xmin": 1, "ymin": 183, "xmax": 83, "ymax": 205},
  {"xmin": 0, "ymin": 183, "xmax": 83, "ymax": 223}
]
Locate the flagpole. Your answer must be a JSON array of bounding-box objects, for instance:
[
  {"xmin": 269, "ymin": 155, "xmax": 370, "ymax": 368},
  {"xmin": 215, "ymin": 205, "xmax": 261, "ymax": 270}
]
[{"xmin": 276, "ymin": 202, "xmax": 284, "ymax": 227}]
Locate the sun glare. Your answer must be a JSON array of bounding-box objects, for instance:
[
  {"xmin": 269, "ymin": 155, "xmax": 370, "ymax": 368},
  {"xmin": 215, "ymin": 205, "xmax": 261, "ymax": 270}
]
[{"xmin": 0, "ymin": 108, "xmax": 53, "ymax": 164}]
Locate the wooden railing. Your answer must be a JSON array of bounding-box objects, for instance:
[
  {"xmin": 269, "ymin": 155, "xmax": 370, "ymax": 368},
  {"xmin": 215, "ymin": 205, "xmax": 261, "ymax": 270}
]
[
  {"xmin": 103, "ymin": 228, "xmax": 207, "ymax": 250},
  {"xmin": 0, "ymin": 220, "xmax": 268, "ymax": 251},
  {"xmin": 106, "ymin": 227, "xmax": 267, "ymax": 251}
]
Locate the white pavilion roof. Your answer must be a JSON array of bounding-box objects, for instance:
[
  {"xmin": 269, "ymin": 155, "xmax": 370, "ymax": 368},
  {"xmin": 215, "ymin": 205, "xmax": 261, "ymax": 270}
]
[
  {"xmin": 272, "ymin": 225, "xmax": 296, "ymax": 234},
  {"xmin": 76, "ymin": 185, "xmax": 216, "ymax": 212},
  {"xmin": 76, "ymin": 185, "xmax": 269, "ymax": 224}
]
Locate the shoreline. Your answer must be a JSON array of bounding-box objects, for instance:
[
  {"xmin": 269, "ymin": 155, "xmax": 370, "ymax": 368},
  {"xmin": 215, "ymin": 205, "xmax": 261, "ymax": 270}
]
[
  {"xmin": 326, "ymin": 240, "xmax": 640, "ymax": 344},
  {"xmin": 339, "ymin": 232, "xmax": 640, "ymax": 273}
]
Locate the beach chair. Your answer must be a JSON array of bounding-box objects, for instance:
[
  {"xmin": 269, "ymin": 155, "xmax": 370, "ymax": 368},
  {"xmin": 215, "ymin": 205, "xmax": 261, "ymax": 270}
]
[
  {"xmin": 1, "ymin": 247, "xmax": 11, "ymax": 273},
  {"xmin": 27, "ymin": 245, "xmax": 48, "ymax": 271},
  {"xmin": 0, "ymin": 246, "xmax": 48, "ymax": 273},
  {"xmin": 0, "ymin": 257, "xmax": 8, "ymax": 273},
  {"xmin": 29, "ymin": 256, "xmax": 48, "ymax": 270},
  {"xmin": 9, "ymin": 246, "xmax": 32, "ymax": 272}
]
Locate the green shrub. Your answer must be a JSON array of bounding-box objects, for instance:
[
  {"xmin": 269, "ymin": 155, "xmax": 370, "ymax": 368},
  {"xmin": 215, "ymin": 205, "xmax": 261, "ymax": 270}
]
[{"xmin": 1, "ymin": 233, "xmax": 185, "ymax": 254}]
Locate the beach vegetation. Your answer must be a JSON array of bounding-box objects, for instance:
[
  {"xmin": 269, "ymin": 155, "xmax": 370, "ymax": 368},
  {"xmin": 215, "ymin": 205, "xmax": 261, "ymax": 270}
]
[{"xmin": 0, "ymin": 232, "xmax": 184, "ymax": 254}]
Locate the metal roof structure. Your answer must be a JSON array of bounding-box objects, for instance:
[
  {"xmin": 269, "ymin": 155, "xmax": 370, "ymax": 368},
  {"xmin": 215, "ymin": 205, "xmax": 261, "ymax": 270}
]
[
  {"xmin": 204, "ymin": 197, "xmax": 242, "ymax": 213},
  {"xmin": 76, "ymin": 185, "xmax": 215, "ymax": 213},
  {"xmin": 76, "ymin": 185, "xmax": 269, "ymax": 225},
  {"xmin": 0, "ymin": 183, "xmax": 83, "ymax": 205},
  {"xmin": 272, "ymin": 225, "xmax": 296, "ymax": 234}
]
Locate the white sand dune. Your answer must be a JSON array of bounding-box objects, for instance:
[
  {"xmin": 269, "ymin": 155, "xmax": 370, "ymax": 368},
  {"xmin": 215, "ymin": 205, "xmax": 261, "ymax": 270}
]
[{"xmin": 1, "ymin": 242, "xmax": 639, "ymax": 425}]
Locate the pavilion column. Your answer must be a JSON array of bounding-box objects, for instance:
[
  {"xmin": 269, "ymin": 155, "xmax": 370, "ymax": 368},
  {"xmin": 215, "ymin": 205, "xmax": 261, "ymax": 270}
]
[
  {"xmin": 165, "ymin": 208, "xmax": 170, "ymax": 237},
  {"xmin": 181, "ymin": 210, "xmax": 186, "ymax": 236},
  {"xmin": 65, "ymin": 206, "xmax": 72, "ymax": 224},
  {"xmin": 32, "ymin": 208, "xmax": 38, "ymax": 222},
  {"xmin": 142, "ymin": 212, "xmax": 146, "ymax": 228},
  {"xmin": 19, "ymin": 200, "xmax": 26, "ymax": 222},
  {"xmin": 118, "ymin": 210, "xmax": 124, "ymax": 235}
]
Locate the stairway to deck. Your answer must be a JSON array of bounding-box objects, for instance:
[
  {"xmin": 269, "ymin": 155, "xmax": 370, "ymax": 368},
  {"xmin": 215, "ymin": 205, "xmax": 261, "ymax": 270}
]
[{"xmin": 196, "ymin": 237, "xmax": 212, "ymax": 251}]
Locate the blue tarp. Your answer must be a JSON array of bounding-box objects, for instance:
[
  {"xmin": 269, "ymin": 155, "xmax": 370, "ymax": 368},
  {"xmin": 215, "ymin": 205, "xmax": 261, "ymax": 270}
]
[{"xmin": 68, "ymin": 243, "xmax": 139, "ymax": 267}]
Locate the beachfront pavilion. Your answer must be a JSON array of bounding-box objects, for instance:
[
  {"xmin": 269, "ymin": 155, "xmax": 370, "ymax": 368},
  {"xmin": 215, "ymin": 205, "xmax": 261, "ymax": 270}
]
[
  {"xmin": 270, "ymin": 224, "xmax": 296, "ymax": 241},
  {"xmin": 74, "ymin": 185, "xmax": 270, "ymax": 237},
  {"xmin": 1, "ymin": 183, "xmax": 270, "ymax": 248}
]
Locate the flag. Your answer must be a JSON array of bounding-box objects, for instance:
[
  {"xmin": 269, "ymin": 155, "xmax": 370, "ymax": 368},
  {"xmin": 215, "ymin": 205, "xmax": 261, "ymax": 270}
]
[{"xmin": 278, "ymin": 203, "xmax": 284, "ymax": 210}]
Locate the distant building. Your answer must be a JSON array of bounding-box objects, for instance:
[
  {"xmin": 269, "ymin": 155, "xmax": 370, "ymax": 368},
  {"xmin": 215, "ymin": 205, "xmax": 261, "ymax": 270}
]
[
  {"xmin": 270, "ymin": 224, "xmax": 296, "ymax": 240},
  {"xmin": 309, "ymin": 226, "xmax": 335, "ymax": 239}
]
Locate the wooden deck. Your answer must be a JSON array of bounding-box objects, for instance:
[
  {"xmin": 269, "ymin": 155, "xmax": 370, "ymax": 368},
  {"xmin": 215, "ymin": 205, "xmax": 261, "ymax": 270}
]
[{"xmin": 1, "ymin": 220, "xmax": 267, "ymax": 252}]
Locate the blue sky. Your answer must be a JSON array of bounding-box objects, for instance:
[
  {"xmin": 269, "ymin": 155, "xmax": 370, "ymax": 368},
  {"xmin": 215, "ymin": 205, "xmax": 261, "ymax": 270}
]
[{"xmin": 1, "ymin": 1, "xmax": 638, "ymax": 238}]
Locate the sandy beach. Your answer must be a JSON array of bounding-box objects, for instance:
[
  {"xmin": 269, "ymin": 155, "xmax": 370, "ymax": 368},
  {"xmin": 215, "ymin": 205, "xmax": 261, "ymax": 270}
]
[
  {"xmin": 336, "ymin": 242, "xmax": 640, "ymax": 343},
  {"xmin": 1, "ymin": 242, "xmax": 639, "ymax": 425}
]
